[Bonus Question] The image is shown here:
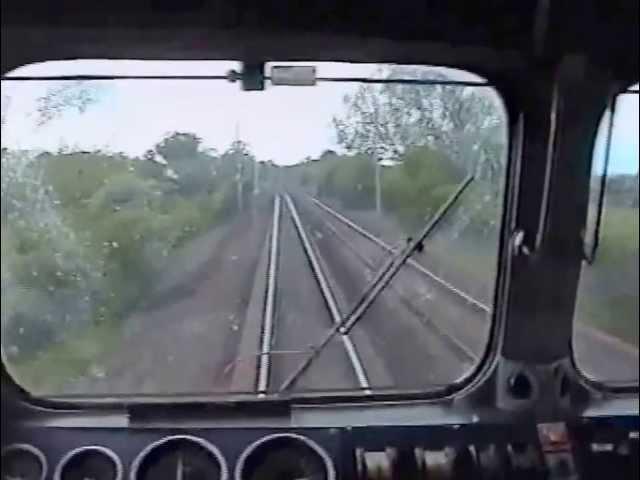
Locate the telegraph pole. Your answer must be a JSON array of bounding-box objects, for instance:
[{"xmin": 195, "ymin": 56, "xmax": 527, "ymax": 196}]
[
  {"xmin": 236, "ymin": 163, "xmax": 244, "ymax": 212},
  {"xmin": 253, "ymin": 159, "xmax": 260, "ymax": 195},
  {"xmin": 234, "ymin": 123, "xmax": 243, "ymax": 212},
  {"xmin": 375, "ymin": 158, "xmax": 382, "ymax": 214}
]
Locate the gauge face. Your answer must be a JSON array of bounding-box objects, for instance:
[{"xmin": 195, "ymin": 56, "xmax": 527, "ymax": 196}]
[
  {"xmin": 134, "ymin": 437, "xmax": 224, "ymax": 480},
  {"xmin": 57, "ymin": 447, "xmax": 121, "ymax": 480},
  {"xmin": 238, "ymin": 435, "xmax": 331, "ymax": 480},
  {"xmin": 1, "ymin": 445, "xmax": 46, "ymax": 480}
]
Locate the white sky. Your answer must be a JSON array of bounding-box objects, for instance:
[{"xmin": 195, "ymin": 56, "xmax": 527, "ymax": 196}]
[
  {"xmin": 2, "ymin": 80, "xmax": 357, "ymax": 165},
  {"xmin": 1, "ymin": 60, "xmax": 637, "ymax": 172},
  {"xmin": 0, "ymin": 60, "xmax": 486, "ymax": 165},
  {"xmin": 593, "ymin": 90, "xmax": 639, "ymax": 175}
]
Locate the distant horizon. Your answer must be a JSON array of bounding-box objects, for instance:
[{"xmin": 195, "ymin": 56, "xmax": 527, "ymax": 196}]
[{"xmin": 1, "ymin": 60, "xmax": 637, "ymax": 173}]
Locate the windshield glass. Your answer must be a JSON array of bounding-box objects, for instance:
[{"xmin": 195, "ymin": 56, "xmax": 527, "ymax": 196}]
[
  {"xmin": 573, "ymin": 85, "xmax": 639, "ymax": 384},
  {"xmin": 1, "ymin": 61, "xmax": 507, "ymax": 398}
]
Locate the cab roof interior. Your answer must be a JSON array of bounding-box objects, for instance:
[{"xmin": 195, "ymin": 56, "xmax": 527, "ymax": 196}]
[{"xmin": 1, "ymin": 0, "xmax": 638, "ymax": 80}]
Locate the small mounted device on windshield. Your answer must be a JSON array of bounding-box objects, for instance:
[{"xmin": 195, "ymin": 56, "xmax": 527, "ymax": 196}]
[
  {"xmin": 228, "ymin": 63, "xmax": 318, "ymax": 90},
  {"xmin": 270, "ymin": 65, "xmax": 317, "ymax": 86},
  {"xmin": 240, "ymin": 62, "xmax": 265, "ymax": 91}
]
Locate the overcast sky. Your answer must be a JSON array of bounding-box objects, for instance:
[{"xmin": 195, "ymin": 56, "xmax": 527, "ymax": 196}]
[{"xmin": 1, "ymin": 60, "xmax": 638, "ymax": 172}]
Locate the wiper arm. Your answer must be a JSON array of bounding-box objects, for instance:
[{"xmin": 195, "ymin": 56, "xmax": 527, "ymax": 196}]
[{"xmin": 280, "ymin": 174, "xmax": 475, "ymax": 392}]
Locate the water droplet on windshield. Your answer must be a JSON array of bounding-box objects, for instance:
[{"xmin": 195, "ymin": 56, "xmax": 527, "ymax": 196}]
[
  {"xmin": 89, "ymin": 364, "xmax": 106, "ymax": 378},
  {"xmin": 111, "ymin": 241, "xmax": 119, "ymax": 248}
]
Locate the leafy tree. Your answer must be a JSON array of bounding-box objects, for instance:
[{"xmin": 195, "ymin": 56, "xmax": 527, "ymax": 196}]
[
  {"xmin": 39, "ymin": 151, "xmax": 132, "ymax": 208},
  {"xmin": 1, "ymin": 129, "xmax": 264, "ymax": 370},
  {"xmin": 155, "ymin": 132, "xmax": 202, "ymax": 161},
  {"xmin": 1, "ymin": 94, "xmax": 9, "ymax": 127},
  {"xmin": 36, "ymin": 81, "xmax": 105, "ymax": 126},
  {"xmin": 332, "ymin": 67, "xmax": 506, "ymax": 181},
  {"xmin": 153, "ymin": 132, "xmax": 218, "ymax": 195}
]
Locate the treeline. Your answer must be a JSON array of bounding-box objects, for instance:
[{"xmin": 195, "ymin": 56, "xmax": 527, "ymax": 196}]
[
  {"xmin": 593, "ymin": 173, "xmax": 639, "ymax": 208},
  {"xmin": 1, "ymin": 132, "xmax": 264, "ymax": 359},
  {"xmin": 294, "ymin": 147, "xmax": 471, "ymax": 230},
  {"xmin": 286, "ymin": 66, "xmax": 508, "ymax": 304},
  {"xmin": 292, "ymin": 155, "xmax": 504, "ymax": 247},
  {"xmin": 294, "ymin": 66, "xmax": 507, "ymax": 237},
  {"xmin": 579, "ymin": 172, "xmax": 639, "ymax": 345}
]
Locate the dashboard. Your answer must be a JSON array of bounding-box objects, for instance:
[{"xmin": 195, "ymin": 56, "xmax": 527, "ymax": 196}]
[{"xmin": 3, "ymin": 415, "xmax": 639, "ymax": 479}]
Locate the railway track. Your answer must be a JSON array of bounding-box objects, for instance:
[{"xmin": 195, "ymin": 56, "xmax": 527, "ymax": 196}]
[
  {"xmin": 304, "ymin": 195, "xmax": 639, "ymax": 385},
  {"xmin": 302, "ymin": 195, "xmax": 488, "ymax": 362},
  {"xmin": 254, "ymin": 194, "xmax": 372, "ymax": 394},
  {"xmin": 308, "ymin": 195, "xmax": 491, "ymax": 314},
  {"xmin": 242, "ymin": 190, "xmax": 636, "ymax": 394},
  {"xmin": 246, "ymin": 190, "xmax": 491, "ymax": 394},
  {"xmin": 69, "ymin": 189, "xmax": 638, "ymax": 396}
]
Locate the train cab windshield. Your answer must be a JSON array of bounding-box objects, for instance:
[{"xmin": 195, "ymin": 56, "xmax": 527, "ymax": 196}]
[{"xmin": 1, "ymin": 60, "xmax": 637, "ymax": 401}]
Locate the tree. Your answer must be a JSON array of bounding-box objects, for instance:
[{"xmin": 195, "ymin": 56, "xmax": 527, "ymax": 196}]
[
  {"xmin": 219, "ymin": 140, "xmax": 255, "ymax": 178},
  {"xmin": 1, "ymin": 94, "xmax": 9, "ymax": 128},
  {"xmin": 332, "ymin": 67, "xmax": 506, "ymax": 181},
  {"xmin": 153, "ymin": 132, "xmax": 215, "ymax": 195},
  {"xmin": 154, "ymin": 132, "xmax": 203, "ymax": 161},
  {"xmin": 36, "ymin": 81, "xmax": 105, "ymax": 126}
]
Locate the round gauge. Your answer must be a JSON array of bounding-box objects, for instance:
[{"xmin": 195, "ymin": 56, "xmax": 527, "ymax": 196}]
[
  {"xmin": 1, "ymin": 444, "xmax": 47, "ymax": 480},
  {"xmin": 55, "ymin": 446, "xmax": 122, "ymax": 480},
  {"xmin": 131, "ymin": 435, "xmax": 228, "ymax": 480},
  {"xmin": 235, "ymin": 433, "xmax": 335, "ymax": 480}
]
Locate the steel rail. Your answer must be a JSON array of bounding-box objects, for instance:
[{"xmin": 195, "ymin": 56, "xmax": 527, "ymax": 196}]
[
  {"xmin": 257, "ymin": 195, "xmax": 282, "ymax": 395},
  {"xmin": 308, "ymin": 195, "xmax": 491, "ymax": 313},
  {"xmin": 281, "ymin": 175, "xmax": 474, "ymax": 392},
  {"xmin": 283, "ymin": 194, "xmax": 372, "ymax": 393},
  {"xmin": 317, "ymin": 211, "xmax": 479, "ymax": 363}
]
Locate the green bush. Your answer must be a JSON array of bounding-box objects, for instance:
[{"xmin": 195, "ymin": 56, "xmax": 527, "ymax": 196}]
[
  {"xmin": 40, "ymin": 152, "xmax": 131, "ymax": 207},
  {"xmin": 1, "ymin": 145, "xmax": 235, "ymax": 361}
]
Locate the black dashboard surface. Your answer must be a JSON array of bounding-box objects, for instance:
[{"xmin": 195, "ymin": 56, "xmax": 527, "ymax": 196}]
[{"xmin": 3, "ymin": 415, "xmax": 639, "ymax": 479}]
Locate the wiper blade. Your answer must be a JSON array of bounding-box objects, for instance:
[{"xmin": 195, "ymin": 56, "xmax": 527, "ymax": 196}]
[{"xmin": 280, "ymin": 174, "xmax": 475, "ymax": 392}]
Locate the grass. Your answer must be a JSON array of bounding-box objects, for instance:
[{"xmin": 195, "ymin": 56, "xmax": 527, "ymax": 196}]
[
  {"xmin": 413, "ymin": 205, "xmax": 638, "ymax": 349},
  {"xmin": 575, "ymin": 206, "xmax": 639, "ymax": 346},
  {"xmin": 576, "ymin": 292, "xmax": 638, "ymax": 346},
  {"xmin": 416, "ymin": 232, "xmax": 498, "ymax": 306},
  {"xmin": 5, "ymin": 321, "xmax": 123, "ymax": 395}
]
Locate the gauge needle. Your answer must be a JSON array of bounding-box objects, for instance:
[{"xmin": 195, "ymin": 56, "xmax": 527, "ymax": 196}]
[{"xmin": 176, "ymin": 452, "xmax": 184, "ymax": 480}]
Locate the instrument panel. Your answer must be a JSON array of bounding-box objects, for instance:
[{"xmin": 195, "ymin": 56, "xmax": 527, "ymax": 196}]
[{"xmin": 3, "ymin": 416, "xmax": 638, "ymax": 480}]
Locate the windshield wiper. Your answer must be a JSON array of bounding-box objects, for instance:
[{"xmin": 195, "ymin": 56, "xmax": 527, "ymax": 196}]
[{"xmin": 280, "ymin": 174, "xmax": 475, "ymax": 392}]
